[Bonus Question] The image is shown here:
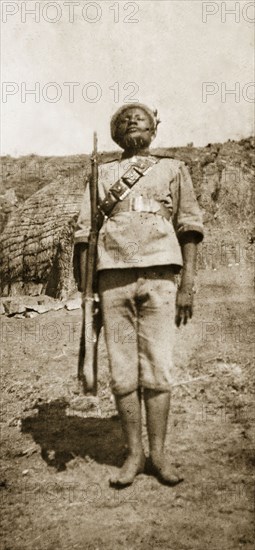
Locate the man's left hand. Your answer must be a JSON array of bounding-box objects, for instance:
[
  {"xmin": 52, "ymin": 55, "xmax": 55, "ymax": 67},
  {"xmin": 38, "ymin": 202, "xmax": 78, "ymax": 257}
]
[{"xmin": 175, "ymin": 287, "xmax": 194, "ymax": 327}]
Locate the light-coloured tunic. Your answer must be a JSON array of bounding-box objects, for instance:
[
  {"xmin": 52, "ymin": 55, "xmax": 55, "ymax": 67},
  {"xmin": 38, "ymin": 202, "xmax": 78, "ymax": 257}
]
[{"xmin": 75, "ymin": 155, "xmax": 204, "ymax": 271}]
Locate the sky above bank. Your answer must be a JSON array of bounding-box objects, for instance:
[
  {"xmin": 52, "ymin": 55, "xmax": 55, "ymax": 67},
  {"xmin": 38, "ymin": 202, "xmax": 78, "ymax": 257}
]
[{"xmin": 1, "ymin": 0, "xmax": 254, "ymax": 156}]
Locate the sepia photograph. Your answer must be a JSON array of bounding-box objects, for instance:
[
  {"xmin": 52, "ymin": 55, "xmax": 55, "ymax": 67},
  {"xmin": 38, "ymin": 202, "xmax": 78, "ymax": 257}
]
[{"xmin": 0, "ymin": 1, "xmax": 254, "ymax": 549}]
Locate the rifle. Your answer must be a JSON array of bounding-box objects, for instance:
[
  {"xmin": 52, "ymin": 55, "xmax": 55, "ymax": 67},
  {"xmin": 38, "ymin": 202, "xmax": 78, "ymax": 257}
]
[{"xmin": 78, "ymin": 132, "xmax": 102, "ymax": 395}]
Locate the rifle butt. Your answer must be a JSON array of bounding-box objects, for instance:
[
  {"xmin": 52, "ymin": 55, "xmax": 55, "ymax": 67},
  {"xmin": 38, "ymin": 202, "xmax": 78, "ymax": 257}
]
[{"xmin": 77, "ymin": 301, "xmax": 101, "ymax": 395}]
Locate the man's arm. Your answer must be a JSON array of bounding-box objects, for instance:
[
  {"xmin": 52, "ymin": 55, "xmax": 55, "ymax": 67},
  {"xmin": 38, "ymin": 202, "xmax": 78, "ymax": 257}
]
[
  {"xmin": 73, "ymin": 182, "xmax": 91, "ymax": 292},
  {"xmin": 171, "ymin": 162, "xmax": 203, "ymax": 326},
  {"xmin": 175, "ymin": 233, "xmax": 198, "ymax": 327},
  {"xmin": 74, "ymin": 243, "xmax": 87, "ymax": 293}
]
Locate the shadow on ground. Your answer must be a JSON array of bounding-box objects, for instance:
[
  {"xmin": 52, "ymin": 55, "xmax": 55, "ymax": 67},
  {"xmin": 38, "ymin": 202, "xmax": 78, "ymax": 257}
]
[{"xmin": 21, "ymin": 399, "xmax": 125, "ymax": 471}]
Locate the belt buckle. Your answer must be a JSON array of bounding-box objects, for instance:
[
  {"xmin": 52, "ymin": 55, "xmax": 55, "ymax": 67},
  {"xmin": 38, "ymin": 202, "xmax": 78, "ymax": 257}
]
[
  {"xmin": 131, "ymin": 197, "xmax": 161, "ymax": 213},
  {"xmin": 149, "ymin": 199, "xmax": 161, "ymax": 213},
  {"xmin": 131, "ymin": 196, "xmax": 144, "ymax": 212}
]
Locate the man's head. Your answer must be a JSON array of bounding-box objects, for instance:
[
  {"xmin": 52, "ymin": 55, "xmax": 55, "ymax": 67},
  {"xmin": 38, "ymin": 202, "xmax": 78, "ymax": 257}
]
[{"xmin": 111, "ymin": 103, "xmax": 160, "ymax": 151}]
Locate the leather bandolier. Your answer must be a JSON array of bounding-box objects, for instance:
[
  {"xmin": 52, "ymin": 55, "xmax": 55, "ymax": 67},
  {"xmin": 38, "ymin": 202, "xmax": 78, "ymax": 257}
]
[{"xmin": 98, "ymin": 155, "xmax": 170, "ymax": 222}]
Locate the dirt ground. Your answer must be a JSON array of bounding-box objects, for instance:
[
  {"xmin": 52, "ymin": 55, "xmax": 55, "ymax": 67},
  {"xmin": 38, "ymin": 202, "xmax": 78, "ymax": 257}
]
[{"xmin": 0, "ymin": 265, "xmax": 254, "ymax": 550}]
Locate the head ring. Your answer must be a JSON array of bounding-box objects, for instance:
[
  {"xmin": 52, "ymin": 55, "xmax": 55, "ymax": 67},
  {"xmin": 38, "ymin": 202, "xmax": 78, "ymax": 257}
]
[{"xmin": 110, "ymin": 103, "xmax": 160, "ymax": 142}]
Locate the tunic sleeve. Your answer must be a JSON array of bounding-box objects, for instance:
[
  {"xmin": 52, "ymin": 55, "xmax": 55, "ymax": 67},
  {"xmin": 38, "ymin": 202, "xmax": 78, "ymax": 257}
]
[
  {"xmin": 172, "ymin": 162, "xmax": 204, "ymax": 243},
  {"xmin": 74, "ymin": 180, "xmax": 91, "ymax": 245}
]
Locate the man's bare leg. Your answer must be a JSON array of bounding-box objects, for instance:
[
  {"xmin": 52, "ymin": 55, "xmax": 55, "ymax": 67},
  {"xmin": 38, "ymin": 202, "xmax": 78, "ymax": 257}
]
[
  {"xmin": 144, "ymin": 389, "xmax": 183, "ymax": 485},
  {"xmin": 110, "ymin": 390, "xmax": 145, "ymax": 486}
]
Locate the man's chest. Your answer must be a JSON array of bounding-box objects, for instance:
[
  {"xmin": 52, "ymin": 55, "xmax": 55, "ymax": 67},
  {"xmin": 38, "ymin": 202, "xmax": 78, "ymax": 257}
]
[{"xmin": 97, "ymin": 157, "xmax": 177, "ymax": 205}]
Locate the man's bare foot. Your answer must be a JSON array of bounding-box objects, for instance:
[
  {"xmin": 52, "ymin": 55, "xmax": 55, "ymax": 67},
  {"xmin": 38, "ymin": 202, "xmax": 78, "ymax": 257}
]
[
  {"xmin": 109, "ymin": 453, "xmax": 146, "ymax": 487},
  {"xmin": 146, "ymin": 453, "xmax": 184, "ymax": 486}
]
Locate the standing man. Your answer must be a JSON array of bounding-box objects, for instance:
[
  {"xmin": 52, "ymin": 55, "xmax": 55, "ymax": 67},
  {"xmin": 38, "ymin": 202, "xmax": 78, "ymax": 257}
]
[{"xmin": 74, "ymin": 103, "xmax": 204, "ymax": 487}]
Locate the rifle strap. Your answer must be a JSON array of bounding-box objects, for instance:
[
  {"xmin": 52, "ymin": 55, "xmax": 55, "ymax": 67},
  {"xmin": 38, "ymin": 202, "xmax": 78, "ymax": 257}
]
[{"xmin": 98, "ymin": 156, "xmax": 159, "ymax": 217}]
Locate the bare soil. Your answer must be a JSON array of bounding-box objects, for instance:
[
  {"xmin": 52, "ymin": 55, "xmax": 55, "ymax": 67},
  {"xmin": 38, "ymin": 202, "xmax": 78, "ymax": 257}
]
[{"xmin": 1, "ymin": 264, "xmax": 254, "ymax": 550}]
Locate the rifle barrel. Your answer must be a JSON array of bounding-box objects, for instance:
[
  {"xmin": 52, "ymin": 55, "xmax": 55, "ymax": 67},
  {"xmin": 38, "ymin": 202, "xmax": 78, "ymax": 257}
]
[
  {"xmin": 79, "ymin": 131, "xmax": 100, "ymax": 394},
  {"xmin": 93, "ymin": 132, "xmax": 98, "ymax": 155}
]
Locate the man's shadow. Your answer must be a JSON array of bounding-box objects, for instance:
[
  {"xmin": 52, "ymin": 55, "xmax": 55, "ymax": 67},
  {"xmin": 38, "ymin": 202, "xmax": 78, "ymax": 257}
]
[{"xmin": 21, "ymin": 399, "xmax": 125, "ymax": 471}]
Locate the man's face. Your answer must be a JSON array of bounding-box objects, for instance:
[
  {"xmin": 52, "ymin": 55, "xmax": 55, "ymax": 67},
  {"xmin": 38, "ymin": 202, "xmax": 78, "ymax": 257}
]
[{"xmin": 114, "ymin": 107, "xmax": 155, "ymax": 150}]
